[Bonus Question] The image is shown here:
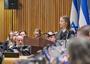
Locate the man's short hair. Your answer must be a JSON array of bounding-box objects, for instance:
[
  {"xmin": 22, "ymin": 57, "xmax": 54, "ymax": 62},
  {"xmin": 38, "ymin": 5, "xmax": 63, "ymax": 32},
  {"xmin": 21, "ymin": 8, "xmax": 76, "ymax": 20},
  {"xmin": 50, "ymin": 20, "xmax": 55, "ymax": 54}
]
[
  {"xmin": 68, "ymin": 37, "xmax": 90, "ymax": 64},
  {"xmin": 77, "ymin": 25, "xmax": 90, "ymax": 36}
]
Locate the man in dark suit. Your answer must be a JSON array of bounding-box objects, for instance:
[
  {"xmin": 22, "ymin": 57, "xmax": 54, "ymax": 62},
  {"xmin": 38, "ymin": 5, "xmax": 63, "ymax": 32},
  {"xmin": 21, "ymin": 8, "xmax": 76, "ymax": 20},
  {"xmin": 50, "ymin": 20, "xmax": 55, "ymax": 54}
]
[
  {"xmin": 12, "ymin": 35, "xmax": 31, "ymax": 55},
  {"xmin": 2, "ymin": 31, "xmax": 17, "ymax": 52}
]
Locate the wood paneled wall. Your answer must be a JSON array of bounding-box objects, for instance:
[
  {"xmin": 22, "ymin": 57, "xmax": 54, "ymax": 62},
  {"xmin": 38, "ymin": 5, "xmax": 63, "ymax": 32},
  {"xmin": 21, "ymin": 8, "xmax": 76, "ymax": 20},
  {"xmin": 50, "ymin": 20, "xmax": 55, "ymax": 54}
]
[
  {"xmin": 0, "ymin": 0, "xmax": 72, "ymax": 41},
  {"xmin": 0, "ymin": 0, "xmax": 4, "ymax": 41}
]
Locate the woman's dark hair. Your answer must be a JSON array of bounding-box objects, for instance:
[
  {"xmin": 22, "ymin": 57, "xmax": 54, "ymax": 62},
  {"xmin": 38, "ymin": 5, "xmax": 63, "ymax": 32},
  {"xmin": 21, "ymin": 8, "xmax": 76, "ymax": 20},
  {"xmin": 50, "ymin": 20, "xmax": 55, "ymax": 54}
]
[{"xmin": 60, "ymin": 16, "xmax": 70, "ymax": 30}]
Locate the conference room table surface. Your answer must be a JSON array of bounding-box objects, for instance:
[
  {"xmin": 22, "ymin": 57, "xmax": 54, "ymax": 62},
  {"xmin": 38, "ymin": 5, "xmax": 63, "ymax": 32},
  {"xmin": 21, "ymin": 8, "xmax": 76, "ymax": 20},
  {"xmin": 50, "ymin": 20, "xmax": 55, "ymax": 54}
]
[
  {"xmin": 3, "ymin": 56, "xmax": 29, "ymax": 64},
  {"xmin": 3, "ymin": 55, "xmax": 60, "ymax": 64}
]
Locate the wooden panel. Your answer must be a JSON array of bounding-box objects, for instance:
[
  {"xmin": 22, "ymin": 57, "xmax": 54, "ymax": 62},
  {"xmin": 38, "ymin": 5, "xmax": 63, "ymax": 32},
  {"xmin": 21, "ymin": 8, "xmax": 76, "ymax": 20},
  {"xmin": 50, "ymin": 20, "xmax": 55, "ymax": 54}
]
[
  {"xmin": 0, "ymin": 0, "xmax": 72, "ymax": 41},
  {"xmin": 0, "ymin": 0, "xmax": 4, "ymax": 41}
]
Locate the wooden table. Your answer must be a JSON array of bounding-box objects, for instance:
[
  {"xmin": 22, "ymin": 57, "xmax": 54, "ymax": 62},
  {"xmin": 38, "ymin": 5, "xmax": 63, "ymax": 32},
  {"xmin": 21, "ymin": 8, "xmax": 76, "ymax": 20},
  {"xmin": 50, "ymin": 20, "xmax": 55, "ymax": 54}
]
[{"xmin": 3, "ymin": 56, "xmax": 28, "ymax": 64}]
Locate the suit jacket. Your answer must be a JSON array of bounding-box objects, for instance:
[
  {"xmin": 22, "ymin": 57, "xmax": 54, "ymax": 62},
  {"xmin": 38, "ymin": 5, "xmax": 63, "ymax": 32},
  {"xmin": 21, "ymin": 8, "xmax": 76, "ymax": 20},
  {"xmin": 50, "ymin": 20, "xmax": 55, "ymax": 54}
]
[
  {"xmin": 2, "ymin": 40, "xmax": 16, "ymax": 51},
  {"xmin": 56, "ymin": 30, "xmax": 75, "ymax": 40},
  {"xmin": 12, "ymin": 45, "xmax": 31, "ymax": 55}
]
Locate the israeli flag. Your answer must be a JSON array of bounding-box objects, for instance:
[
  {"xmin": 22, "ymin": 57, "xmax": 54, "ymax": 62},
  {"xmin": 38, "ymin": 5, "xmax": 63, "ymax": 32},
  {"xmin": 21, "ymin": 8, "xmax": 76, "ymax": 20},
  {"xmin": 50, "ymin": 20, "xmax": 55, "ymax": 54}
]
[
  {"xmin": 70, "ymin": 0, "xmax": 79, "ymax": 32},
  {"xmin": 79, "ymin": 0, "xmax": 90, "ymax": 27}
]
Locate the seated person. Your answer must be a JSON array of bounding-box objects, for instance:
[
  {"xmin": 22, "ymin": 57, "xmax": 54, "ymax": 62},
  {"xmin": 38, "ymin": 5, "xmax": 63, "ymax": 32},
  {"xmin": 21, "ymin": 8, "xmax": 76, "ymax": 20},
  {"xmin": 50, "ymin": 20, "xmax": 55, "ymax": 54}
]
[
  {"xmin": 33, "ymin": 28, "xmax": 42, "ymax": 38},
  {"xmin": 46, "ymin": 32, "xmax": 56, "ymax": 44},
  {"xmin": 20, "ymin": 31, "xmax": 27, "ymax": 38},
  {"xmin": 15, "ymin": 35, "xmax": 24, "ymax": 47},
  {"xmin": 10, "ymin": 35, "xmax": 31, "ymax": 56},
  {"xmin": 2, "ymin": 31, "xmax": 17, "ymax": 52}
]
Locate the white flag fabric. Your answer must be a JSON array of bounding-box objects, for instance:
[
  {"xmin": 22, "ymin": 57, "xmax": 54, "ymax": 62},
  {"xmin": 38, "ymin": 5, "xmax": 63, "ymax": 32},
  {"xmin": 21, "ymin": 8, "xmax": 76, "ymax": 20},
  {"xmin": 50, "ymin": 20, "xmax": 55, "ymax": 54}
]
[
  {"xmin": 79, "ymin": 0, "xmax": 90, "ymax": 27},
  {"xmin": 70, "ymin": 0, "xmax": 79, "ymax": 32}
]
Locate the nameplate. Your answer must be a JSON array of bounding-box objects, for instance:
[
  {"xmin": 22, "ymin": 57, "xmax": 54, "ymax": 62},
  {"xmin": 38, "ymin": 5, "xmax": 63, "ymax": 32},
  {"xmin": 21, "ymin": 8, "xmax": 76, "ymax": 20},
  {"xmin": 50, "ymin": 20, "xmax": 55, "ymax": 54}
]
[{"xmin": 4, "ymin": 52, "xmax": 19, "ymax": 58}]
